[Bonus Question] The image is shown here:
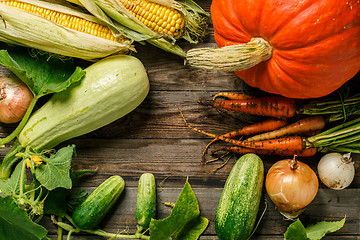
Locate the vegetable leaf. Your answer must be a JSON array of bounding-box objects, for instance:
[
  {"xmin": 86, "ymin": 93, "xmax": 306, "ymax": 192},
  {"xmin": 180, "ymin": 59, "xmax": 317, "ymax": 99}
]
[
  {"xmin": 0, "ymin": 196, "xmax": 48, "ymax": 240},
  {"xmin": 149, "ymin": 178, "xmax": 208, "ymax": 240},
  {"xmin": 284, "ymin": 220, "xmax": 310, "ymax": 240},
  {"xmin": 43, "ymin": 187, "xmax": 70, "ymax": 217},
  {"xmin": 0, "ymin": 160, "xmax": 26, "ymax": 196},
  {"xmin": 44, "ymin": 169, "xmax": 94, "ymax": 216},
  {"xmin": 305, "ymin": 217, "xmax": 346, "ymax": 240},
  {"xmin": 0, "ymin": 47, "xmax": 85, "ymax": 97},
  {"xmin": 172, "ymin": 216, "xmax": 209, "ymax": 240},
  {"xmin": 35, "ymin": 145, "xmax": 75, "ymax": 191},
  {"xmin": 284, "ymin": 217, "xmax": 346, "ymax": 240}
]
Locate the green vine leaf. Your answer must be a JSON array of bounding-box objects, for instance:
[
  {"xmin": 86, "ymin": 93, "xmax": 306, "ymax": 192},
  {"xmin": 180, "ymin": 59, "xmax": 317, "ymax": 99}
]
[
  {"xmin": 0, "ymin": 196, "xmax": 49, "ymax": 240},
  {"xmin": 35, "ymin": 145, "xmax": 76, "ymax": 191},
  {"xmin": 0, "ymin": 47, "xmax": 85, "ymax": 98},
  {"xmin": 0, "ymin": 160, "xmax": 26, "ymax": 196},
  {"xmin": 284, "ymin": 217, "xmax": 346, "ymax": 240},
  {"xmin": 149, "ymin": 178, "xmax": 209, "ymax": 240}
]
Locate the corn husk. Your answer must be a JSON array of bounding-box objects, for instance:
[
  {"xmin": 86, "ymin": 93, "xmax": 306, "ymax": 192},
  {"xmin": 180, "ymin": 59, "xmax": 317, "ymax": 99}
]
[
  {"xmin": 66, "ymin": 0, "xmax": 209, "ymax": 57},
  {"xmin": 0, "ymin": 0, "xmax": 134, "ymax": 60}
]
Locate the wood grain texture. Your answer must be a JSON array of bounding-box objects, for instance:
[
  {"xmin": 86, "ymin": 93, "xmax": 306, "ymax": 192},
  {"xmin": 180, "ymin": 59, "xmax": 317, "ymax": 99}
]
[{"xmin": 0, "ymin": 0, "xmax": 359, "ymax": 238}]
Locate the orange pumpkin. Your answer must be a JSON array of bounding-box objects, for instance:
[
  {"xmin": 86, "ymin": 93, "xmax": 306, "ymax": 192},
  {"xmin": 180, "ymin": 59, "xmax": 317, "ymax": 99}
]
[{"xmin": 188, "ymin": 0, "xmax": 360, "ymax": 99}]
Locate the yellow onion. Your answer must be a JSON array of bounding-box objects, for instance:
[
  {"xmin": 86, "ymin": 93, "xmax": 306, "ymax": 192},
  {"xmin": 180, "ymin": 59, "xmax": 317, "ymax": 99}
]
[
  {"xmin": 265, "ymin": 157, "xmax": 319, "ymax": 219},
  {"xmin": 0, "ymin": 74, "xmax": 33, "ymax": 123}
]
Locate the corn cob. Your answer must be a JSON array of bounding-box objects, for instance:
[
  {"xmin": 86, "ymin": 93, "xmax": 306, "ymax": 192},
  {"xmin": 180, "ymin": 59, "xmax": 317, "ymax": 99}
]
[
  {"xmin": 1, "ymin": 0, "xmax": 120, "ymax": 42},
  {"xmin": 0, "ymin": 0, "xmax": 132, "ymax": 60},
  {"xmin": 119, "ymin": 0, "xmax": 185, "ymax": 39},
  {"xmin": 66, "ymin": 0, "xmax": 209, "ymax": 57}
]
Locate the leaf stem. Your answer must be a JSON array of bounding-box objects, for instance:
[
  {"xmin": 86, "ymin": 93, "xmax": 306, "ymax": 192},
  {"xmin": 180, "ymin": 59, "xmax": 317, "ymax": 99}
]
[
  {"xmin": 19, "ymin": 160, "xmax": 26, "ymax": 197},
  {"xmin": 0, "ymin": 97, "xmax": 38, "ymax": 146},
  {"xmin": 82, "ymin": 229, "xmax": 150, "ymax": 240},
  {"xmin": 0, "ymin": 140, "xmax": 24, "ymax": 179},
  {"xmin": 301, "ymin": 94, "xmax": 360, "ymax": 121},
  {"xmin": 306, "ymin": 117, "xmax": 360, "ymax": 152},
  {"xmin": 61, "ymin": 215, "xmax": 150, "ymax": 240}
]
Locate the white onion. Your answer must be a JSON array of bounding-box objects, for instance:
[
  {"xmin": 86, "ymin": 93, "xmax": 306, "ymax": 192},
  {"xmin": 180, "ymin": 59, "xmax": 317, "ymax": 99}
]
[{"xmin": 317, "ymin": 152, "xmax": 355, "ymax": 190}]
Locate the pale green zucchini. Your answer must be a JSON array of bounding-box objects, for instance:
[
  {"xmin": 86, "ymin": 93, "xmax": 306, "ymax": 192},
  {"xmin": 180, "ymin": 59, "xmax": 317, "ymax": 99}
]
[
  {"xmin": 215, "ymin": 153, "xmax": 264, "ymax": 240},
  {"xmin": 18, "ymin": 55, "xmax": 149, "ymax": 150}
]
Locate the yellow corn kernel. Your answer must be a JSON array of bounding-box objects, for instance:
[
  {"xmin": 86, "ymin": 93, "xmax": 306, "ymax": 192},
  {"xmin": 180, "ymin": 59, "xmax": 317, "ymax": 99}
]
[
  {"xmin": 119, "ymin": 0, "xmax": 185, "ymax": 39},
  {"xmin": 0, "ymin": 0, "xmax": 123, "ymax": 42}
]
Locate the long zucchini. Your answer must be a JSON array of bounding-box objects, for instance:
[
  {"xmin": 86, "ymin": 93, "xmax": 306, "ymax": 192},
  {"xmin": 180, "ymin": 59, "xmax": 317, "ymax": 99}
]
[
  {"xmin": 18, "ymin": 55, "xmax": 149, "ymax": 150},
  {"xmin": 215, "ymin": 153, "xmax": 264, "ymax": 240}
]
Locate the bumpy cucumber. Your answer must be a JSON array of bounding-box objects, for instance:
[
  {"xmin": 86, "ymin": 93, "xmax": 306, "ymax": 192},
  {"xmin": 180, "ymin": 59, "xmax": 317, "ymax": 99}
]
[
  {"xmin": 215, "ymin": 153, "xmax": 264, "ymax": 240},
  {"xmin": 135, "ymin": 173, "xmax": 156, "ymax": 233},
  {"xmin": 72, "ymin": 175, "xmax": 125, "ymax": 230},
  {"xmin": 18, "ymin": 55, "xmax": 149, "ymax": 150}
]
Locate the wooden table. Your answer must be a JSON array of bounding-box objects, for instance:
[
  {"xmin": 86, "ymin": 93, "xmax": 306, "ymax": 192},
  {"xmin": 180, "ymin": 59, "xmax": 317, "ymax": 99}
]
[{"xmin": 0, "ymin": 0, "xmax": 359, "ymax": 238}]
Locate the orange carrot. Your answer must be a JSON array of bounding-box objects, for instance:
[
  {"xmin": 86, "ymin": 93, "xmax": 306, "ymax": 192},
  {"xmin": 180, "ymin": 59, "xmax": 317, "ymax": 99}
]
[
  {"xmin": 211, "ymin": 92, "xmax": 254, "ymax": 119},
  {"xmin": 223, "ymin": 118, "xmax": 288, "ymax": 138},
  {"xmin": 228, "ymin": 135, "xmax": 306, "ymax": 151},
  {"xmin": 246, "ymin": 116, "xmax": 326, "ymax": 141},
  {"xmin": 201, "ymin": 118, "xmax": 288, "ymax": 162},
  {"xmin": 192, "ymin": 124, "xmax": 306, "ymax": 151},
  {"xmin": 212, "ymin": 92, "xmax": 253, "ymax": 100},
  {"xmin": 176, "ymin": 102, "xmax": 309, "ymax": 157},
  {"xmin": 198, "ymin": 96, "xmax": 297, "ymax": 118},
  {"xmin": 211, "ymin": 145, "xmax": 317, "ymax": 157},
  {"xmin": 301, "ymin": 129, "xmax": 322, "ymax": 137}
]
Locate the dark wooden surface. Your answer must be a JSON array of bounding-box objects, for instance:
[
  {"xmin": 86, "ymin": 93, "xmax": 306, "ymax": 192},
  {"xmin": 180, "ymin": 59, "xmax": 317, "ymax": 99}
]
[{"xmin": 0, "ymin": 0, "xmax": 359, "ymax": 239}]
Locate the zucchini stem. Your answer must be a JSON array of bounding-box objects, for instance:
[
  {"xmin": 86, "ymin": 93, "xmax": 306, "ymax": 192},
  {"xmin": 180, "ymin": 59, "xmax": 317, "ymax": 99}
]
[
  {"xmin": 186, "ymin": 38, "xmax": 272, "ymax": 71},
  {"xmin": 0, "ymin": 140, "xmax": 23, "ymax": 179}
]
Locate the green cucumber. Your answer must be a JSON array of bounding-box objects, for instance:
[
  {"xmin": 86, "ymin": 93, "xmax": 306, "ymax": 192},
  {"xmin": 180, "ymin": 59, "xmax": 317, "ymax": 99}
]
[
  {"xmin": 18, "ymin": 55, "xmax": 149, "ymax": 151},
  {"xmin": 135, "ymin": 173, "xmax": 156, "ymax": 233},
  {"xmin": 72, "ymin": 175, "xmax": 125, "ymax": 230},
  {"xmin": 215, "ymin": 153, "xmax": 264, "ymax": 240}
]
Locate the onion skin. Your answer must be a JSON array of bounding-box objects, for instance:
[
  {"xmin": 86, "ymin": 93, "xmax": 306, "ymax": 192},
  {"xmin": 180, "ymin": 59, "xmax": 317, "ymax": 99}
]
[
  {"xmin": 265, "ymin": 158, "xmax": 319, "ymax": 216},
  {"xmin": 317, "ymin": 153, "xmax": 355, "ymax": 190},
  {"xmin": 0, "ymin": 74, "xmax": 33, "ymax": 124}
]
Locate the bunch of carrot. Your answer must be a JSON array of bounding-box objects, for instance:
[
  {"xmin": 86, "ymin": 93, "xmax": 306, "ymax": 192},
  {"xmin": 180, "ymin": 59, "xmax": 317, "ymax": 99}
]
[{"xmin": 186, "ymin": 92, "xmax": 360, "ymax": 162}]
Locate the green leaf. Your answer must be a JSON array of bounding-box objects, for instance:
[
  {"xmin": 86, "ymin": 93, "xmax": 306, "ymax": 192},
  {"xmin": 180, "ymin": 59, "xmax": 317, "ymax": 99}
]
[
  {"xmin": 284, "ymin": 217, "xmax": 346, "ymax": 240},
  {"xmin": 35, "ymin": 145, "xmax": 75, "ymax": 191},
  {"xmin": 173, "ymin": 216, "xmax": 209, "ymax": 240},
  {"xmin": 0, "ymin": 47, "xmax": 85, "ymax": 97},
  {"xmin": 149, "ymin": 178, "xmax": 208, "ymax": 240},
  {"xmin": 66, "ymin": 188, "xmax": 89, "ymax": 212},
  {"xmin": 0, "ymin": 160, "xmax": 26, "ymax": 196},
  {"xmin": 305, "ymin": 217, "xmax": 346, "ymax": 240},
  {"xmin": 44, "ymin": 169, "xmax": 93, "ymax": 216},
  {"xmin": 43, "ymin": 187, "xmax": 70, "ymax": 217},
  {"xmin": 0, "ymin": 196, "xmax": 48, "ymax": 240},
  {"xmin": 44, "ymin": 167, "xmax": 94, "ymax": 216},
  {"xmin": 284, "ymin": 220, "xmax": 310, "ymax": 240}
]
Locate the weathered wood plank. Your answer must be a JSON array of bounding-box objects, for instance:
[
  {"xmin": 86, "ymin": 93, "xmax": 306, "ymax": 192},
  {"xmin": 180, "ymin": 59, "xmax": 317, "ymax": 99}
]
[
  {"xmin": 40, "ymin": 187, "xmax": 359, "ymax": 239},
  {"xmin": 55, "ymin": 138, "xmax": 359, "ymax": 189}
]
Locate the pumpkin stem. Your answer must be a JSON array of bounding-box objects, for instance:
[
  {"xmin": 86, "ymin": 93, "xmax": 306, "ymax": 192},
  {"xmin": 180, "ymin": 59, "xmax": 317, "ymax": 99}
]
[{"xmin": 186, "ymin": 37, "xmax": 272, "ymax": 71}]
